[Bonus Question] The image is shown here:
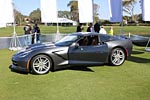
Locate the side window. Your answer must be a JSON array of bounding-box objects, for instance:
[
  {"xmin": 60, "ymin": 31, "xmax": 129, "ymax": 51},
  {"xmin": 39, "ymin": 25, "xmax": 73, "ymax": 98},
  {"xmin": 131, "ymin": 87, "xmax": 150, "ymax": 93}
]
[
  {"xmin": 77, "ymin": 35, "xmax": 99, "ymax": 46},
  {"xmin": 100, "ymin": 35, "xmax": 111, "ymax": 42},
  {"xmin": 78, "ymin": 36, "xmax": 90, "ymax": 46},
  {"xmin": 90, "ymin": 36, "xmax": 99, "ymax": 46}
]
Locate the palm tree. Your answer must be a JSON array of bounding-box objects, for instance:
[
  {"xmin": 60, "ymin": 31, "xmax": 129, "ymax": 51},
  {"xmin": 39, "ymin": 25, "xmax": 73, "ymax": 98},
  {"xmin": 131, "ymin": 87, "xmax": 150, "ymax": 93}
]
[
  {"xmin": 67, "ymin": 0, "xmax": 79, "ymax": 22},
  {"xmin": 123, "ymin": 0, "xmax": 137, "ymax": 22}
]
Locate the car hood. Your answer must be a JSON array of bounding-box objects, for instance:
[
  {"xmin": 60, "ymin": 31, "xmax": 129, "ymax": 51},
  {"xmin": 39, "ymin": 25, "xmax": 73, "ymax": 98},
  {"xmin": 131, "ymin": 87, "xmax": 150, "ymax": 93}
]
[
  {"xmin": 14, "ymin": 42, "xmax": 61, "ymax": 58},
  {"xmin": 26, "ymin": 42, "xmax": 56, "ymax": 50}
]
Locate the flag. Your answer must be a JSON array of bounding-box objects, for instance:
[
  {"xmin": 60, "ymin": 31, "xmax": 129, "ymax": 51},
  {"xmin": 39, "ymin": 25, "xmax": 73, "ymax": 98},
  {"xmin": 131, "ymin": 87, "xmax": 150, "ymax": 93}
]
[
  {"xmin": 40, "ymin": 0, "xmax": 58, "ymax": 23},
  {"xmin": 141, "ymin": 0, "xmax": 150, "ymax": 21},
  {"xmin": 5, "ymin": 0, "xmax": 14, "ymax": 23},
  {"xmin": 78, "ymin": 0, "xmax": 93, "ymax": 23},
  {"xmin": 109, "ymin": 0, "xmax": 122, "ymax": 22},
  {"xmin": 0, "ymin": 0, "xmax": 14, "ymax": 28},
  {"xmin": 0, "ymin": 0, "xmax": 7, "ymax": 27}
]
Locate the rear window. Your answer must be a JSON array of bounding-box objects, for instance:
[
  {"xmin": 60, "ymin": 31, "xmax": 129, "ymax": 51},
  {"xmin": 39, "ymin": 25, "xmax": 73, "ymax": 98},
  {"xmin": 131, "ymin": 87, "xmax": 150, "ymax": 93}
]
[{"xmin": 100, "ymin": 35, "xmax": 118, "ymax": 42}]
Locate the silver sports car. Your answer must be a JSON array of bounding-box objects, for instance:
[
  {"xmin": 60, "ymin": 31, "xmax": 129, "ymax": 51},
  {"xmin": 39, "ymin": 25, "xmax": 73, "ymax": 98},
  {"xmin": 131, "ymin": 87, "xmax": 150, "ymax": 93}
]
[{"xmin": 10, "ymin": 32, "xmax": 133, "ymax": 74}]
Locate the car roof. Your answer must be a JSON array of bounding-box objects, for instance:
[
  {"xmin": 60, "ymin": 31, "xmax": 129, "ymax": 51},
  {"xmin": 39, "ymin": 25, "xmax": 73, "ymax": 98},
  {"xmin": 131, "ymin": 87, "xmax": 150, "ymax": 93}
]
[
  {"xmin": 71, "ymin": 32, "xmax": 101, "ymax": 36},
  {"xmin": 71, "ymin": 32, "xmax": 112, "ymax": 38}
]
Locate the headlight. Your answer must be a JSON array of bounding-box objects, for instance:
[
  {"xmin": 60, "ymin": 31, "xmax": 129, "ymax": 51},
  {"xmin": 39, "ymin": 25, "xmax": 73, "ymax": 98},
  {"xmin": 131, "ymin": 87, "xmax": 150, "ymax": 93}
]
[
  {"xmin": 18, "ymin": 50, "xmax": 32, "ymax": 58},
  {"xmin": 17, "ymin": 46, "xmax": 29, "ymax": 53}
]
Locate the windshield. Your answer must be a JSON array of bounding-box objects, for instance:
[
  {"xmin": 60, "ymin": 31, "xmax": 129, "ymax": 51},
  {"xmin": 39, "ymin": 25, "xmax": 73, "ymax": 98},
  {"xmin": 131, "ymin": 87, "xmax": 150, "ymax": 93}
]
[{"xmin": 55, "ymin": 35, "xmax": 80, "ymax": 46}]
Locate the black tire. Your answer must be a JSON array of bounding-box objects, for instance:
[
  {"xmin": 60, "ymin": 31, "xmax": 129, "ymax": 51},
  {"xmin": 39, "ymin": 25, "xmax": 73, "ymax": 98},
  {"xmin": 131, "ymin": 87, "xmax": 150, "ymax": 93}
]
[
  {"xmin": 30, "ymin": 55, "xmax": 52, "ymax": 75},
  {"xmin": 109, "ymin": 48, "xmax": 125, "ymax": 66}
]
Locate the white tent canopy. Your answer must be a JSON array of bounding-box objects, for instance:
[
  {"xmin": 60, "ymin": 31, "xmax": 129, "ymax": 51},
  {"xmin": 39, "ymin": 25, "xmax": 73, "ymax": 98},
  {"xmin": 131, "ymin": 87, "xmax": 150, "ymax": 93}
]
[
  {"xmin": 57, "ymin": 18, "xmax": 77, "ymax": 26},
  {"xmin": 46, "ymin": 18, "xmax": 77, "ymax": 26},
  {"xmin": 58, "ymin": 18, "xmax": 74, "ymax": 23}
]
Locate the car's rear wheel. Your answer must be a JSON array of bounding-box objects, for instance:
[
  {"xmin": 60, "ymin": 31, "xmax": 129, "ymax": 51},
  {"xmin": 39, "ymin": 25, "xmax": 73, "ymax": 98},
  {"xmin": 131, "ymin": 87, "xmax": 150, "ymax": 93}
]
[
  {"xmin": 30, "ymin": 55, "xmax": 52, "ymax": 75},
  {"xmin": 109, "ymin": 48, "xmax": 125, "ymax": 66}
]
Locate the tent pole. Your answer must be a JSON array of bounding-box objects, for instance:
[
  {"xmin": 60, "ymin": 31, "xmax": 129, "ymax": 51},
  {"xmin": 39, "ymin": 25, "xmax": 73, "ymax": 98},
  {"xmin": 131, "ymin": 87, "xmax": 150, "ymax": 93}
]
[
  {"xmin": 145, "ymin": 38, "xmax": 150, "ymax": 52},
  {"xmin": 120, "ymin": 0, "xmax": 124, "ymax": 35},
  {"xmin": 56, "ymin": 0, "xmax": 59, "ymax": 34},
  {"xmin": 92, "ymin": 0, "xmax": 94, "ymax": 32},
  {"xmin": 56, "ymin": 20, "xmax": 60, "ymax": 33}
]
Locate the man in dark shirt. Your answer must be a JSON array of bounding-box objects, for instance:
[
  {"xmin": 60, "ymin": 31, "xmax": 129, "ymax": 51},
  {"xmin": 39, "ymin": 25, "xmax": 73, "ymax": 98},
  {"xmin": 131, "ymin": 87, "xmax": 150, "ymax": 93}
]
[
  {"xmin": 24, "ymin": 24, "xmax": 32, "ymax": 45},
  {"xmin": 24, "ymin": 24, "xmax": 32, "ymax": 34},
  {"xmin": 94, "ymin": 22, "xmax": 101, "ymax": 33},
  {"xmin": 76, "ymin": 23, "xmax": 84, "ymax": 32},
  {"xmin": 32, "ymin": 23, "xmax": 41, "ymax": 44},
  {"xmin": 87, "ymin": 23, "xmax": 93, "ymax": 32}
]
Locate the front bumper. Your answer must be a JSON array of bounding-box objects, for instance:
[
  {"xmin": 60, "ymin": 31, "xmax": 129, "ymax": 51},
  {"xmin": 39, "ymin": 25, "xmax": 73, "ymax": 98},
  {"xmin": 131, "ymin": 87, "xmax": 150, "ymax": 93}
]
[
  {"xmin": 11, "ymin": 56, "xmax": 30, "ymax": 73},
  {"xmin": 10, "ymin": 65, "xmax": 29, "ymax": 73}
]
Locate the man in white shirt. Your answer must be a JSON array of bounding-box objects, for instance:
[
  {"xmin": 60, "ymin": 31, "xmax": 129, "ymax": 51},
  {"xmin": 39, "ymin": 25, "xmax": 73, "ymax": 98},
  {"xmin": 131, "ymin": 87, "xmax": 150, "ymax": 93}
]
[{"xmin": 99, "ymin": 26, "xmax": 107, "ymax": 34}]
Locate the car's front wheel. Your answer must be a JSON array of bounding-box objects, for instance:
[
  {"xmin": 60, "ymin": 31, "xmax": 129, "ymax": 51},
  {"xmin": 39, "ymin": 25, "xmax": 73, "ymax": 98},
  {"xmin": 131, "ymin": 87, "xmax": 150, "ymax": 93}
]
[
  {"xmin": 109, "ymin": 48, "xmax": 125, "ymax": 66},
  {"xmin": 30, "ymin": 55, "xmax": 52, "ymax": 74}
]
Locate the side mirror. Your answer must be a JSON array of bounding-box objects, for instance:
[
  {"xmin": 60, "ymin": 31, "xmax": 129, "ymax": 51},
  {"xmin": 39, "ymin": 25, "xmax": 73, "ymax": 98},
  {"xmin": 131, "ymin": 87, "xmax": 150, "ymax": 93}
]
[
  {"xmin": 75, "ymin": 43, "xmax": 79, "ymax": 48},
  {"xmin": 98, "ymin": 41, "xmax": 105, "ymax": 45},
  {"xmin": 71, "ymin": 43, "xmax": 79, "ymax": 49}
]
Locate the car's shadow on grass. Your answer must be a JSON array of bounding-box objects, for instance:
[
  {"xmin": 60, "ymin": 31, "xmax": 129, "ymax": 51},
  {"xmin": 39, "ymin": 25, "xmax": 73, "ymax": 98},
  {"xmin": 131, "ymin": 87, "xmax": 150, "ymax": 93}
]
[
  {"xmin": 9, "ymin": 65, "xmax": 96, "ymax": 75},
  {"xmin": 55, "ymin": 66, "xmax": 95, "ymax": 72},
  {"xmin": 131, "ymin": 50, "xmax": 145, "ymax": 54},
  {"xmin": 129, "ymin": 49, "xmax": 150, "ymax": 63},
  {"xmin": 127, "ymin": 56, "xmax": 150, "ymax": 63}
]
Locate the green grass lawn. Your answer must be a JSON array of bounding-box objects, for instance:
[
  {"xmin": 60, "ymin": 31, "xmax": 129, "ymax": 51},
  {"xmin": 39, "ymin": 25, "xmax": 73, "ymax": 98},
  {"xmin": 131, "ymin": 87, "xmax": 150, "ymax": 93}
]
[
  {"xmin": 0, "ymin": 46, "xmax": 150, "ymax": 100},
  {"xmin": 1, "ymin": 25, "xmax": 150, "ymax": 100},
  {"xmin": 0, "ymin": 25, "xmax": 150, "ymax": 37},
  {"xmin": 0, "ymin": 25, "xmax": 77, "ymax": 37}
]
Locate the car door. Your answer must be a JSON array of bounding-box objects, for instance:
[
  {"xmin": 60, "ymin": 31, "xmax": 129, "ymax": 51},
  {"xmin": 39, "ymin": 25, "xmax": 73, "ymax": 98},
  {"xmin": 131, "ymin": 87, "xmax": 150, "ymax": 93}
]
[{"xmin": 68, "ymin": 35, "xmax": 109, "ymax": 65}]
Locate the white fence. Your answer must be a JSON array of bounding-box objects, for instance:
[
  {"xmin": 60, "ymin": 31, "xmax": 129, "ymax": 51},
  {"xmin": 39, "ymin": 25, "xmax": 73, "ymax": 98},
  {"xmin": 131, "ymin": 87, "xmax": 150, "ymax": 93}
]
[{"xmin": 0, "ymin": 33, "xmax": 67, "ymax": 49}]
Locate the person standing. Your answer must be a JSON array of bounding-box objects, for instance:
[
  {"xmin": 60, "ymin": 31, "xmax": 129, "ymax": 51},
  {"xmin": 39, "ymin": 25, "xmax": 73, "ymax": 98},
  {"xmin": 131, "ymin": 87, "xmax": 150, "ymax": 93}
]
[
  {"xmin": 99, "ymin": 26, "xmax": 107, "ymax": 34},
  {"xmin": 108, "ymin": 26, "xmax": 113, "ymax": 36},
  {"xmin": 94, "ymin": 22, "xmax": 101, "ymax": 33},
  {"xmin": 86, "ymin": 23, "xmax": 93, "ymax": 32},
  {"xmin": 24, "ymin": 23, "xmax": 32, "ymax": 45},
  {"xmin": 24, "ymin": 24, "xmax": 32, "ymax": 35},
  {"xmin": 76, "ymin": 23, "xmax": 84, "ymax": 32},
  {"xmin": 32, "ymin": 23, "xmax": 41, "ymax": 44}
]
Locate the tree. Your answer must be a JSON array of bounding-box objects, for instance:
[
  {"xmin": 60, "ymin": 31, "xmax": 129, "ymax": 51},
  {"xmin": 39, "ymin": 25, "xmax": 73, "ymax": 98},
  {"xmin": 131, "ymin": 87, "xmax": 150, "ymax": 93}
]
[
  {"xmin": 67, "ymin": 0, "xmax": 79, "ymax": 22},
  {"xmin": 29, "ymin": 8, "xmax": 41, "ymax": 23},
  {"xmin": 93, "ymin": 3, "xmax": 100, "ymax": 23},
  {"xmin": 14, "ymin": 9, "xmax": 24, "ymax": 25},
  {"xmin": 58, "ymin": 11, "xmax": 71, "ymax": 19},
  {"xmin": 123, "ymin": 0, "xmax": 137, "ymax": 22}
]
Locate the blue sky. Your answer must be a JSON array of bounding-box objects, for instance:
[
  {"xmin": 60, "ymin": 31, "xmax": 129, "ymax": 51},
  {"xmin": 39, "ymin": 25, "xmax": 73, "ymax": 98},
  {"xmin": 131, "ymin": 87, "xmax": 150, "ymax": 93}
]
[{"xmin": 13, "ymin": 0, "xmax": 141, "ymax": 20}]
